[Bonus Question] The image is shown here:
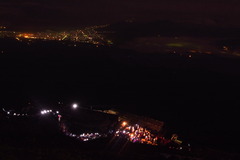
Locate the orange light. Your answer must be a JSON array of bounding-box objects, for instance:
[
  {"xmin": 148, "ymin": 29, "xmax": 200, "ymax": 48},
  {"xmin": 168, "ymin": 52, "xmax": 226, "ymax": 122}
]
[
  {"xmin": 122, "ymin": 121, "xmax": 127, "ymax": 127},
  {"xmin": 17, "ymin": 33, "xmax": 35, "ymax": 39},
  {"xmin": 129, "ymin": 133, "xmax": 134, "ymax": 138}
]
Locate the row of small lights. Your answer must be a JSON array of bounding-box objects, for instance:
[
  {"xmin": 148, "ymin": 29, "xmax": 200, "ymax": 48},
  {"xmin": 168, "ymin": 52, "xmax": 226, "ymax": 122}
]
[
  {"xmin": 40, "ymin": 103, "xmax": 78, "ymax": 115},
  {"xmin": 67, "ymin": 132, "xmax": 101, "ymax": 142},
  {"xmin": 41, "ymin": 109, "xmax": 54, "ymax": 115},
  {"xmin": 7, "ymin": 112, "xmax": 28, "ymax": 116},
  {"xmin": 3, "ymin": 103, "xmax": 78, "ymax": 117}
]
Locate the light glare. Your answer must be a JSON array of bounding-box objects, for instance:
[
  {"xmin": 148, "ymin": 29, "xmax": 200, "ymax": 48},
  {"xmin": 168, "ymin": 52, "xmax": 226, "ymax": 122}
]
[{"xmin": 72, "ymin": 103, "xmax": 78, "ymax": 109}]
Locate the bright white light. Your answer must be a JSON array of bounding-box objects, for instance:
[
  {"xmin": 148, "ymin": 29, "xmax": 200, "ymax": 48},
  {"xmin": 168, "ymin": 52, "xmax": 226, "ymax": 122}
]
[
  {"xmin": 7, "ymin": 112, "xmax": 10, "ymax": 114},
  {"xmin": 50, "ymin": 110, "xmax": 52, "ymax": 112},
  {"xmin": 41, "ymin": 110, "xmax": 48, "ymax": 114},
  {"xmin": 56, "ymin": 111, "xmax": 59, "ymax": 114},
  {"xmin": 72, "ymin": 103, "xmax": 78, "ymax": 109},
  {"xmin": 13, "ymin": 113, "xmax": 16, "ymax": 116}
]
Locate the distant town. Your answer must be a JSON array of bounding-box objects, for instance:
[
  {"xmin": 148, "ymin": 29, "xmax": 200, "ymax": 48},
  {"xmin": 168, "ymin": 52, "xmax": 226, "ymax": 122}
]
[
  {"xmin": 1, "ymin": 24, "xmax": 240, "ymax": 58},
  {"xmin": 0, "ymin": 25, "xmax": 113, "ymax": 46}
]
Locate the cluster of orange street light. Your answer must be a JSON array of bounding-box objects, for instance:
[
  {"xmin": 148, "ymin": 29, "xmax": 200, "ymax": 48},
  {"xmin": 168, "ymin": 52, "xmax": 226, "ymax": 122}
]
[{"xmin": 115, "ymin": 121, "xmax": 158, "ymax": 145}]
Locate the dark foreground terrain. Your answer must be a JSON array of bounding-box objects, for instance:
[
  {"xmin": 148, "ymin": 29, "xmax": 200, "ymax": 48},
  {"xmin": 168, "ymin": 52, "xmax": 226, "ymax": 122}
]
[{"xmin": 1, "ymin": 113, "xmax": 240, "ymax": 160}]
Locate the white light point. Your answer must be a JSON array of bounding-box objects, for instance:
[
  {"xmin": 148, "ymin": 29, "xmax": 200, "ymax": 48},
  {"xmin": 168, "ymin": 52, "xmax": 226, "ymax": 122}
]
[{"xmin": 72, "ymin": 103, "xmax": 78, "ymax": 109}]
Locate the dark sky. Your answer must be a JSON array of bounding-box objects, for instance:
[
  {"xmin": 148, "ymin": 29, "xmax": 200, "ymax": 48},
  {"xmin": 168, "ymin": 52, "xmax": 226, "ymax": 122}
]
[{"xmin": 1, "ymin": 0, "xmax": 240, "ymax": 28}]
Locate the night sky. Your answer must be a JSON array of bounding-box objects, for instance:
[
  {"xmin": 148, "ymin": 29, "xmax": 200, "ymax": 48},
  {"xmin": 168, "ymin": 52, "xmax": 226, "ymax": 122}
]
[{"xmin": 1, "ymin": 0, "xmax": 240, "ymax": 28}]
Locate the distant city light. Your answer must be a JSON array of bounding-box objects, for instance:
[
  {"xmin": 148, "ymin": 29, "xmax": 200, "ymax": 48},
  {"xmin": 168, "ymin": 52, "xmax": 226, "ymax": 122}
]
[
  {"xmin": 56, "ymin": 111, "xmax": 59, "ymax": 114},
  {"xmin": 1, "ymin": 25, "xmax": 111, "ymax": 47}
]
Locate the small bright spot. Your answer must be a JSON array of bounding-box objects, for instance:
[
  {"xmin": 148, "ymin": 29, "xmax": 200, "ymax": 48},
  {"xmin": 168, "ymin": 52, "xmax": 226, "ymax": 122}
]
[
  {"xmin": 56, "ymin": 111, "xmax": 59, "ymax": 114},
  {"xmin": 7, "ymin": 112, "xmax": 10, "ymax": 114},
  {"xmin": 72, "ymin": 103, "xmax": 78, "ymax": 109},
  {"xmin": 122, "ymin": 121, "xmax": 127, "ymax": 127}
]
